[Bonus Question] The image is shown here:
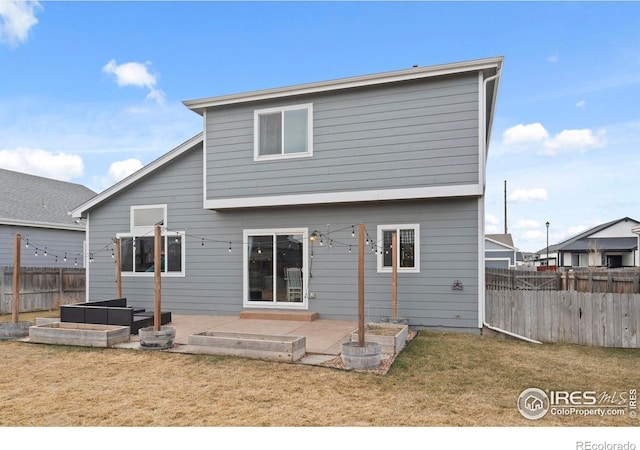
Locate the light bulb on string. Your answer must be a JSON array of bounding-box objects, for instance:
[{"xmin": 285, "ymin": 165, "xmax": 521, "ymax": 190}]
[
  {"xmin": 228, "ymin": 242, "xmax": 232, "ymax": 253},
  {"xmin": 44, "ymin": 247, "xmax": 47, "ymax": 256},
  {"xmin": 25, "ymin": 239, "xmax": 29, "ymax": 248},
  {"xmin": 64, "ymin": 252, "xmax": 67, "ymax": 262}
]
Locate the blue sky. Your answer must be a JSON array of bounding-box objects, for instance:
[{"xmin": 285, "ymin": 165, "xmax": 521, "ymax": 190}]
[{"xmin": 0, "ymin": 1, "xmax": 638, "ymax": 253}]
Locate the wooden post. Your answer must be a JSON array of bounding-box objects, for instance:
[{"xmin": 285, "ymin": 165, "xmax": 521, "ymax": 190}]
[
  {"xmin": 12, "ymin": 233, "xmax": 21, "ymax": 324},
  {"xmin": 391, "ymin": 231, "xmax": 397, "ymax": 319},
  {"xmin": 114, "ymin": 238, "xmax": 122, "ymax": 299},
  {"xmin": 154, "ymin": 225, "xmax": 162, "ymax": 331},
  {"xmin": 358, "ymin": 223, "xmax": 365, "ymax": 347}
]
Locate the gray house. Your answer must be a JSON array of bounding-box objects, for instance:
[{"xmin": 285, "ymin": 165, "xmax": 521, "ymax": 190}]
[
  {"xmin": 485, "ymin": 234, "xmax": 522, "ymax": 269},
  {"xmin": 0, "ymin": 168, "xmax": 95, "ymax": 267},
  {"xmin": 72, "ymin": 56, "xmax": 503, "ymax": 332}
]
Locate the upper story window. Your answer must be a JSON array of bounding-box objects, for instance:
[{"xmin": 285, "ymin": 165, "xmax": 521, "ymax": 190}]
[
  {"xmin": 377, "ymin": 224, "xmax": 420, "ymax": 273},
  {"xmin": 131, "ymin": 205, "xmax": 166, "ymax": 234},
  {"xmin": 254, "ymin": 103, "xmax": 313, "ymax": 161},
  {"xmin": 119, "ymin": 205, "xmax": 185, "ymax": 277}
]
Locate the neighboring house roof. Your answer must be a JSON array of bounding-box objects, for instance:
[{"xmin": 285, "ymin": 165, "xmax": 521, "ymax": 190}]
[
  {"xmin": 71, "ymin": 133, "xmax": 203, "ymax": 219},
  {"xmin": 0, "ymin": 168, "xmax": 96, "ymax": 230},
  {"xmin": 538, "ymin": 217, "xmax": 640, "ymax": 254},
  {"xmin": 486, "ymin": 233, "xmax": 515, "ymax": 249}
]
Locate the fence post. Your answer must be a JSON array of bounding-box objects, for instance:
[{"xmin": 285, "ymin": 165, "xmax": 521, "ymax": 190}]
[{"xmin": 0, "ymin": 266, "xmax": 5, "ymax": 314}]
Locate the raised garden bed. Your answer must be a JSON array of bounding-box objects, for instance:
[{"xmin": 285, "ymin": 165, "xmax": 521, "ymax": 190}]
[
  {"xmin": 29, "ymin": 322, "xmax": 131, "ymax": 348},
  {"xmin": 350, "ymin": 322, "xmax": 409, "ymax": 354},
  {"xmin": 187, "ymin": 331, "xmax": 306, "ymax": 362}
]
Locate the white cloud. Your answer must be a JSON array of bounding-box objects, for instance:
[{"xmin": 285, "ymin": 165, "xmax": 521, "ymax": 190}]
[
  {"xmin": 485, "ymin": 213, "xmax": 500, "ymax": 233},
  {"xmin": 92, "ymin": 158, "xmax": 143, "ymax": 192},
  {"xmin": 0, "ymin": 147, "xmax": 83, "ymax": 181},
  {"xmin": 102, "ymin": 59, "xmax": 166, "ymax": 105},
  {"xmin": 513, "ymin": 220, "xmax": 540, "ymax": 230},
  {"xmin": 521, "ymin": 230, "xmax": 546, "ymax": 241},
  {"xmin": 502, "ymin": 123, "xmax": 549, "ymax": 146},
  {"xmin": 0, "ymin": 0, "xmax": 41, "ymax": 47},
  {"xmin": 542, "ymin": 128, "xmax": 606, "ymax": 155},
  {"xmin": 567, "ymin": 225, "xmax": 589, "ymax": 236},
  {"xmin": 576, "ymin": 100, "xmax": 586, "ymax": 108},
  {"xmin": 547, "ymin": 53, "xmax": 559, "ymax": 63},
  {"xmin": 508, "ymin": 188, "xmax": 548, "ymax": 203},
  {"xmin": 501, "ymin": 123, "xmax": 606, "ymax": 155}
]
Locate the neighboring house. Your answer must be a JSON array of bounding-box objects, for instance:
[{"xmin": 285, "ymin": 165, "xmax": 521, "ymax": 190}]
[
  {"xmin": 534, "ymin": 217, "xmax": 640, "ymax": 270},
  {"xmin": 485, "ymin": 234, "xmax": 522, "ymax": 269},
  {"xmin": 0, "ymin": 168, "xmax": 96, "ymax": 267},
  {"xmin": 71, "ymin": 56, "xmax": 503, "ymax": 332}
]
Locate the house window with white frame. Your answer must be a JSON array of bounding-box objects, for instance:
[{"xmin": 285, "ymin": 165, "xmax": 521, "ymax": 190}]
[
  {"xmin": 377, "ymin": 224, "xmax": 420, "ymax": 273},
  {"xmin": 254, "ymin": 104, "xmax": 312, "ymax": 160},
  {"xmin": 118, "ymin": 205, "xmax": 185, "ymax": 276}
]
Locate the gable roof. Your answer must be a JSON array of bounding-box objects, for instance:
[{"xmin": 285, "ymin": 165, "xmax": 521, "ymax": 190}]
[
  {"xmin": 539, "ymin": 217, "xmax": 640, "ymax": 254},
  {"xmin": 0, "ymin": 168, "xmax": 96, "ymax": 230},
  {"xmin": 486, "ymin": 234, "xmax": 515, "ymax": 249},
  {"xmin": 183, "ymin": 56, "xmax": 503, "ymax": 114},
  {"xmin": 71, "ymin": 133, "xmax": 203, "ymax": 219}
]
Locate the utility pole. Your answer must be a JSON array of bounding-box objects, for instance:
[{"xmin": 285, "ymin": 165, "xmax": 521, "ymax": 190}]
[{"xmin": 504, "ymin": 180, "xmax": 508, "ymax": 234}]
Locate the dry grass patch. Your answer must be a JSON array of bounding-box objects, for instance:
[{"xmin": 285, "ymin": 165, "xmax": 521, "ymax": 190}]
[{"xmin": 1, "ymin": 317, "xmax": 637, "ymax": 427}]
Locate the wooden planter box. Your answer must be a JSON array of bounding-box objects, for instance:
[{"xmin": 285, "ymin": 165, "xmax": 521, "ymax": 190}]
[
  {"xmin": 187, "ymin": 331, "xmax": 306, "ymax": 362},
  {"xmin": 29, "ymin": 322, "xmax": 130, "ymax": 348},
  {"xmin": 350, "ymin": 322, "xmax": 409, "ymax": 354}
]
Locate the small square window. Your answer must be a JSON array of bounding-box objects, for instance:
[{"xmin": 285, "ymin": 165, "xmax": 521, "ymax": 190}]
[
  {"xmin": 377, "ymin": 224, "xmax": 420, "ymax": 273},
  {"xmin": 254, "ymin": 104, "xmax": 312, "ymax": 160}
]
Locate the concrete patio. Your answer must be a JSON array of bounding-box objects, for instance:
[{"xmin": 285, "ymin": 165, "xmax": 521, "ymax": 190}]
[{"xmin": 116, "ymin": 313, "xmax": 359, "ymax": 365}]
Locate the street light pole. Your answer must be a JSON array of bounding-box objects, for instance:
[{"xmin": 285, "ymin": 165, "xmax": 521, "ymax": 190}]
[{"xmin": 546, "ymin": 221, "xmax": 550, "ymax": 270}]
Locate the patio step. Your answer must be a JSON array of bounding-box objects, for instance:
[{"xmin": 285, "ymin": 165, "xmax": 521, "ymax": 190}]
[{"xmin": 240, "ymin": 310, "xmax": 319, "ymax": 322}]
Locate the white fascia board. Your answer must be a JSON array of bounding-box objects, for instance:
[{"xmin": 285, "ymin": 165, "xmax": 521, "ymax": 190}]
[
  {"xmin": 0, "ymin": 218, "xmax": 86, "ymax": 231},
  {"xmin": 205, "ymin": 184, "xmax": 482, "ymax": 210},
  {"xmin": 184, "ymin": 56, "xmax": 504, "ymax": 114},
  {"xmin": 71, "ymin": 133, "xmax": 204, "ymax": 218}
]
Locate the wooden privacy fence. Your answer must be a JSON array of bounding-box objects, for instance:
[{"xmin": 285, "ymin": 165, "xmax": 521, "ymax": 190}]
[
  {"xmin": 0, "ymin": 267, "xmax": 85, "ymax": 314},
  {"xmin": 486, "ymin": 290, "xmax": 640, "ymax": 348},
  {"xmin": 486, "ymin": 268, "xmax": 640, "ymax": 293},
  {"xmin": 486, "ymin": 268, "xmax": 561, "ymax": 290}
]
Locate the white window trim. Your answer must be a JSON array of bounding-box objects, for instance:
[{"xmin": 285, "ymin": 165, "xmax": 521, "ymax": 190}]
[
  {"xmin": 116, "ymin": 230, "xmax": 186, "ymax": 278},
  {"xmin": 130, "ymin": 204, "xmax": 167, "ymax": 235},
  {"xmin": 253, "ymin": 103, "xmax": 313, "ymax": 161},
  {"xmin": 243, "ymin": 228, "xmax": 309, "ymax": 309},
  {"xmin": 376, "ymin": 224, "xmax": 420, "ymax": 273}
]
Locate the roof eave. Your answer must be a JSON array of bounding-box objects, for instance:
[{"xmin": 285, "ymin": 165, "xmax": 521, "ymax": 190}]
[
  {"xmin": 183, "ymin": 56, "xmax": 504, "ymax": 115},
  {"xmin": 0, "ymin": 218, "xmax": 86, "ymax": 231},
  {"xmin": 71, "ymin": 132, "xmax": 204, "ymax": 218}
]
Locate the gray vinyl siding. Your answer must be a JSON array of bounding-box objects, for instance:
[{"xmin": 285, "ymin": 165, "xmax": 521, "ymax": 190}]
[
  {"xmin": 0, "ymin": 224, "xmax": 86, "ymax": 268},
  {"xmin": 85, "ymin": 143, "xmax": 480, "ymax": 329},
  {"xmin": 205, "ymin": 73, "xmax": 480, "ymax": 201}
]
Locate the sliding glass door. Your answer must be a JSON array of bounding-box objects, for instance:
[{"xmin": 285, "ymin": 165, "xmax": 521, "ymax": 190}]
[{"xmin": 244, "ymin": 229, "xmax": 308, "ymax": 307}]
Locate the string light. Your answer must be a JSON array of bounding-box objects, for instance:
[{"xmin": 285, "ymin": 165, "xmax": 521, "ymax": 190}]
[
  {"xmin": 25, "ymin": 239, "xmax": 29, "ymax": 248},
  {"xmin": 228, "ymin": 242, "xmax": 232, "ymax": 253},
  {"xmin": 44, "ymin": 247, "xmax": 47, "ymax": 256}
]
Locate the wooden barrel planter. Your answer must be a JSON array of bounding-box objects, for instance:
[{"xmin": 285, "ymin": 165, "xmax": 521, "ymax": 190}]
[
  {"xmin": 0, "ymin": 321, "xmax": 32, "ymax": 341},
  {"xmin": 340, "ymin": 341, "xmax": 381, "ymax": 370},
  {"xmin": 139, "ymin": 326, "xmax": 176, "ymax": 350}
]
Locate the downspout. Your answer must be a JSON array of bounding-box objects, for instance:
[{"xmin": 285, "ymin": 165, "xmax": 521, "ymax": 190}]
[{"xmin": 479, "ymin": 66, "xmax": 541, "ymax": 344}]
